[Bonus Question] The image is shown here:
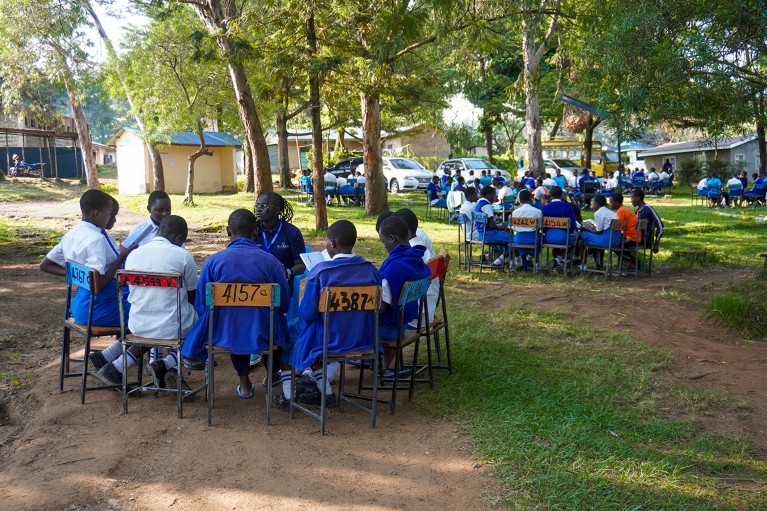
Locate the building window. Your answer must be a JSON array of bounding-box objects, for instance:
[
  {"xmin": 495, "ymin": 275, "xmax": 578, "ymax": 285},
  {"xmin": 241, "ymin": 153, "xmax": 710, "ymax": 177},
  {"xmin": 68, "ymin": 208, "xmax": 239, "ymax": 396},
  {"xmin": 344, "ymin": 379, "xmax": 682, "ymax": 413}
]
[
  {"xmin": 734, "ymin": 153, "xmax": 745, "ymax": 162},
  {"xmin": 668, "ymin": 156, "xmax": 676, "ymax": 170}
]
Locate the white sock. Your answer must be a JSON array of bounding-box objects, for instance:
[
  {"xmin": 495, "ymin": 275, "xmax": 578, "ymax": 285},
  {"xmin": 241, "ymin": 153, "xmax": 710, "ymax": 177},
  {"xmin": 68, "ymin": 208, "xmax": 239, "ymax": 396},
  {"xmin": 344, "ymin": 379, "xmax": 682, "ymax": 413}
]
[
  {"xmin": 282, "ymin": 378, "xmax": 292, "ymax": 399},
  {"xmin": 163, "ymin": 352, "xmax": 178, "ymax": 371},
  {"xmin": 149, "ymin": 348, "xmax": 159, "ymax": 363},
  {"xmin": 111, "ymin": 350, "xmax": 137, "ymax": 374},
  {"xmin": 101, "ymin": 340, "xmax": 122, "ymax": 362}
]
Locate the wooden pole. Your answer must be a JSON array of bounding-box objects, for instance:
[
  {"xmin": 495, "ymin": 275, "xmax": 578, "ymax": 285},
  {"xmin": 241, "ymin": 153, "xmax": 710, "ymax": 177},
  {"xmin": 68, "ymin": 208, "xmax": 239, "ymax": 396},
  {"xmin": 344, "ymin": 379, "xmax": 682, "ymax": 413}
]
[
  {"xmin": 73, "ymin": 140, "xmax": 80, "ymax": 178},
  {"xmin": 4, "ymin": 131, "xmax": 9, "ymax": 173},
  {"xmin": 46, "ymin": 135, "xmax": 52, "ymax": 178},
  {"xmin": 21, "ymin": 133, "xmax": 26, "ymax": 161},
  {"xmin": 53, "ymin": 137, "xmax": 59, "ymax": 178}
]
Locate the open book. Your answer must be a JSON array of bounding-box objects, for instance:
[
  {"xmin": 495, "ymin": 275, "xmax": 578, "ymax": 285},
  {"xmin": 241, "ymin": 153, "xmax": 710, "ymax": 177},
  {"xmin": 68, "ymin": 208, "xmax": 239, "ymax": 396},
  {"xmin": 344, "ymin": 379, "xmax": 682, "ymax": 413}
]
[
  {"xmin": 121, "ymin": 223, "xmax": 154, "ymax": 249},
  {"xmin": 300, "ymin": 250, "xmax": 329, "ymax": 271}
]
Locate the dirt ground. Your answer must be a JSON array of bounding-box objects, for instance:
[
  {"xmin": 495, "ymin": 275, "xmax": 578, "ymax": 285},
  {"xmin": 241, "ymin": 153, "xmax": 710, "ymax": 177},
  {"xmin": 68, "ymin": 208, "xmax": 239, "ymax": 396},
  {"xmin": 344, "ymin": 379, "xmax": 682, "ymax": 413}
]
[{"xmin": 1, "ymin": 199, "xmax": 766, "ymax": 510}]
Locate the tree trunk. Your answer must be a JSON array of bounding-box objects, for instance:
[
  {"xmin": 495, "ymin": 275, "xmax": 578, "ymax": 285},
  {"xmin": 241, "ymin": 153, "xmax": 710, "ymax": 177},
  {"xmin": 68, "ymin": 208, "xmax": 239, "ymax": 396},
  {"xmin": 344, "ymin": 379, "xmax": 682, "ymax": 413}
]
[
  {"xmin": 335, "ymin": 129, "xmax": 346, "ymax": 151},
  {"xmin": 307, "ymin": 11, "xmax": 328, "ymax": 230},
  {"xmin": 148, "ymin": 142, "xmax": 165, "ymax": 191},
  {"xmin": 81, "ymin": 0, "xmax": 163, "ymax": 189},
  {"xmin": 276, "ymin": 112, "xmax": 292, "ymax": 190},
  {"xmin": 484, "ymin": 122, "xmax": 494, "ymax": 164},
  {"xmin": 522, "ymin": 18, "xmax": 544, "ymax": 178},
  {"xmin": 243, "ymin": 137, "xmax": 254, "ymax": 193},
  {"xmin": 361, "ymin": 92, "xmax": 387, "ymax": 215},
  {"xmin": 60, "ymin": 60, "xmax": 98, "ymax": 189},
  {"xmin": 549, "ymin": 112, "xmax": 562, "ymax": 138},
  {"xmin": 758, "ymin": 96, "xmax": 766, "ymax": 175},
  {"xmin": 184, "ymin": 121, "xmax": 214, "ymax": 206}
]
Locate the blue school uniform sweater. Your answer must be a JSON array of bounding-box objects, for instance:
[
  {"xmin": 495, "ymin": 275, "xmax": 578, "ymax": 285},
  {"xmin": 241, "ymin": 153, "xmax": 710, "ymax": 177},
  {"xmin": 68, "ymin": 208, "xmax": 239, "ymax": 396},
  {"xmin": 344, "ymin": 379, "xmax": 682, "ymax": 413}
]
[
  {"xmin": 288, "ymin": 256, "xmax": 382, "ymax": 370},
  {"xmin": 379, "ymin": 244, "xmax": 431, "ymax": 330}
]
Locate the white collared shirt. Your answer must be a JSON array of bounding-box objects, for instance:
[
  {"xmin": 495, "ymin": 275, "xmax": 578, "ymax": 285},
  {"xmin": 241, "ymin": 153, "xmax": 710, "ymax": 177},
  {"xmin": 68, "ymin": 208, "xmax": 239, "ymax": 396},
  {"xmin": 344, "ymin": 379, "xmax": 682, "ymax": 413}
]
[
  {"xmin": 125, "ymin": 237, "xmax": 199, "ymax": 339},
  {"xmin": 594, "ymin": 206, "xmax": 618, "ymax": 232},
  {"xmin": 511, "ymin": 203, "xmax": 542, "ymax": 232},
  {"xmin": 46, "ymin": 220, "xmax": 118, "ymax": 274}
]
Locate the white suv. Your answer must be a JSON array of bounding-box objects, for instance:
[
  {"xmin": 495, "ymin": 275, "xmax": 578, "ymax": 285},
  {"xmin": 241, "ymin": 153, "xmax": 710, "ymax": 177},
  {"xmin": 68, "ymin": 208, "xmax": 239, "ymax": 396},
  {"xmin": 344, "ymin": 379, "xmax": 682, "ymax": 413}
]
[{"xmin": 356, "ymin": 156, "xmax": 434, "ymax": 193}]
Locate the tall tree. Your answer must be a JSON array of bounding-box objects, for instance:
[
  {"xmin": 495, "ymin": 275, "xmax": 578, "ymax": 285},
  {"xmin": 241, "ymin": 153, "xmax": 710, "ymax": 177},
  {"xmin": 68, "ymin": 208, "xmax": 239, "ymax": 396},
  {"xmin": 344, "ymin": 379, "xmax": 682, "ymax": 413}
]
[
  {"xmin": 0, "ymin": 0, "xmax": 99, "ymax": 187},
  {"xmin": 177, "ymin": 0, "xmax": 274, "ymax": 196}
]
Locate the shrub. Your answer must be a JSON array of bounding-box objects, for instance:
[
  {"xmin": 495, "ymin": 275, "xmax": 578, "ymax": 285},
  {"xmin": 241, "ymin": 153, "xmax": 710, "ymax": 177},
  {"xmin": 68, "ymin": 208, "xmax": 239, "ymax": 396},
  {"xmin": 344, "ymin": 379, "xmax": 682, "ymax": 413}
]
[{"xmin": 677, "ymin": 158, "xmax": 702, "ymax": 187}]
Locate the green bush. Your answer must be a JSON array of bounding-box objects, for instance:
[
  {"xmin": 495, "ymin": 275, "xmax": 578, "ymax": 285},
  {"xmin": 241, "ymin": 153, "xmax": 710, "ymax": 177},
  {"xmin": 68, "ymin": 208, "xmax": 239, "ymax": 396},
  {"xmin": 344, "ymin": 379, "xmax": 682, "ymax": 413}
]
[
  {"xmin": 101, "ymin": 183, "xmax": 118, "ymax": 195},
  {"xmin": 493, "ymin": 152, "xmax": 520, "ymax": 172},
  {"xmin": 677, "ymin": 158, "xmax": 702, "ymax": 187}
]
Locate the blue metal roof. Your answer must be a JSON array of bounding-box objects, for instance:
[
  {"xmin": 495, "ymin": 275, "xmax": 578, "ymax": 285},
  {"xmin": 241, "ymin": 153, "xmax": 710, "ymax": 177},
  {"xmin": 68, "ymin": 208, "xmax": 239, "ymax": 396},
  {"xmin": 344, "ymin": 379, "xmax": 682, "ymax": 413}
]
[
  {"xmin": 608, "ymin": 141, "xmax": 655, "ymax": 152},
  {"xmin": 169, "ymin": 131, "xmax": 242, "ymax": 147}
]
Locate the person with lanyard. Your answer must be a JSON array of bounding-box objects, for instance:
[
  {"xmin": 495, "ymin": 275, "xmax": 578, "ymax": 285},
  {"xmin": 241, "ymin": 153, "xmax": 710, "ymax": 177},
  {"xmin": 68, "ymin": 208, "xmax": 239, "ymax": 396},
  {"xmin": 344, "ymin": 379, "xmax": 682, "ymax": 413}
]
[{"xmin": 254, "ymin": 192, "xmax": 306, "ymax": 288}]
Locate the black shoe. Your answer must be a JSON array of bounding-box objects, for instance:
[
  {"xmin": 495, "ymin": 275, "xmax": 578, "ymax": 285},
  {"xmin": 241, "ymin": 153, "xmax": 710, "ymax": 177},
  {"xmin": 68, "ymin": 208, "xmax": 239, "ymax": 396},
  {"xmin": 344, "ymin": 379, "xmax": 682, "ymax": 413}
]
[
  {"xmin": 93, "ymin": 363, "xmax": 122, "ymax": 386},
  {"xmin": 145, "ymin": 360, "xmax": 167, "ymax": 389},
  {"xmin": 272, "ymin": 393, "xmax": 291, "ymax": 412},
  {"xmin": 89, "ymin": 351, "xmax": 108, "ymax": 371},
  {"xmin": 295, "ymin": 376, "xmax": 319, "ymax": 397},
  {"xmin": 166, "ymin": 368, "xmax": 194, "ymax": 399},
  {"xmin": 299, "ymin": 390, "xmax": 338, "ymax": 408},
  {"xmin": 182, "ymin": 357, "xmax": 207, "ymax": 371}
]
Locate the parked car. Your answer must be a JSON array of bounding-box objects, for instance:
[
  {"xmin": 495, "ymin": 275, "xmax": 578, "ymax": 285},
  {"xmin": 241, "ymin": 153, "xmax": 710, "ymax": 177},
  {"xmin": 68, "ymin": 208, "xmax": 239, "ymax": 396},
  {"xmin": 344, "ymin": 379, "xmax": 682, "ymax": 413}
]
[
  {"xmin": 436, "ymin": 158, "xmax": 512, "ymax": 183},
  {"xmin": 356, "ymin": 156, "xmax": 433, "ymax": 193},
  {"xmin": 326, "ymin": 157, "xmax": 363, "ymax": 178},
  {"xmin": 516, "ymin": 159, "xmax": 580, "ymax": 184}
]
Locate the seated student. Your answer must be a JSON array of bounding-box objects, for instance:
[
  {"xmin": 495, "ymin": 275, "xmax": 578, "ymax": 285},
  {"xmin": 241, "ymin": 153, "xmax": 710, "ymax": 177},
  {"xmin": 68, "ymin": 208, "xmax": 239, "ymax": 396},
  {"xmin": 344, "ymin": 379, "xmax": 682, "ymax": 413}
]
[
  {"xmin": 427, "ymin": 175, "xmax": 447, "ymax": 208},
  {"xmin": 40, "ymin": 189, "xmax": 135, "ymax": 377},
  {"xmin": 706, "ymin": 173, "xmax": 728, "ymax": 207},
  {"xmin": 541, "ymin": 186, "xmax": 578, "ymax": 268},
  {"xmin": 473, "ymin": 177, "xmax": 482, "ymax": 190},
  {"xmin": 95, "ymin": 215, "xmax": 199, "ymax": 391},
  {"xmin": 552, "ymin": 169, "xmax": 567, "ymax": 190},
  {"xmin": 493, "ymin": 177, "xmax": 513, "ymax": 204},
  {"xmin": 727, "ymin": 173, "xmax": 743, "ymax": 207},
  {"xmin": 494, "ymin": 171, "xmax": 506, "ymax": 185},
  {"xmin": 510, "ymin": 190, "xmax": 542, "ymax": 270},
  {"xmin": 125, "ymin": 191, "xmax": 172, "ymax": 248},
  {"xmin": 393, "ymin": 208, "xmax": 438, "ymax": 326},
  {"xmin": 542, "ymin": 173, "xmax": 556, "ymax": 191},
  {"xmin": 659, "ymin": 167, "xmax": 671, "ymax": 184},
  {"xmin": 609, "ymin": 192, "xmax": 639, "ymax": 268},
  {"xmin": 696, "ymin": 176, "xmax": 709, "ymax": 193},
  {"xmin": 631, "ymin": 168, "xmax": 645, "ymax": 182},
  {"xmin": 647, "ymin": 167, "xmax": 660, "ymax": 184},
  {"xmin": 479, "ymin": 170, "xmax": 492, "ymax": 187},
  {"xmin": 440, "ymin": 168, "xmax": 452, "ymax": 187},
  {"xmin": 323, "ymin": 169, "xmax": 338, "ymax": 205},
  {"xmin": 453, "ymin": 175, "xmax": 466, "ymax": 192},
  {"xmin": 532, "ymin": 178, "xmax": 547, "ymax": 208},
  {"xmin": 443, "ymin": 176, "xmax": 454, "ymax": 195},
  {"xmin": 181, "ymin": 209, "xmax": 291, "ymax": 401},
  {"xmin": 738, "ymin": 171, "xmax": 749, "ymax": 189},
  {"xmin": 578, "ymin": 194, "xmax": 620, "ymax": 269},
  {"xmin": 459, "ymin": 186, "xmax": 479, "ymax": 239},
  {"xmin": 299, "ymin": 169, "xmax": 313, "ymax": 191},
  {"xmin": 522, "ymin": 171, "xmax": 536, "ymax": 191},
  {"xmin": 377, "ymin": 216, "xmax": 432, "ymax": 377},
  {"xmin": 631, "ymin": 189, "xmax": 664, "ymax": 254},
  {"xmin": 288, "ymin": 220, "xmax": 382, "ymax": 408},
  {"xmin": 473, "ymin": 185, "xmax": 512, "ymax": 265},
  {"xmin": 335, "ymin": 174, "xmax": 354, "ymax": 206}
]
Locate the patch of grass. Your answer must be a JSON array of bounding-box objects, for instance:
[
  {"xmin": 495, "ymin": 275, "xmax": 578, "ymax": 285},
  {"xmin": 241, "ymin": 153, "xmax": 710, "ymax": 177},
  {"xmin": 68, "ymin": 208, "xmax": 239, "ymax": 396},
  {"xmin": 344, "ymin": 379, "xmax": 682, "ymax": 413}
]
[
  {"xmin": 0, "ymin": 217, "xmax": 65, "ymax": 261},
  {"xmin": 416, "ymin": 293, "xmax": 767, "ymax": 509},
  {"xmin": 658, "ymin": 287, "xmax": 692, "ymax": 301},
  {"xmin": 0, "ymin": 178, "xmax": 84, "ymax": 202},
  {"xmin": 704, "ymin": 284, "xmax": 767, "ymax": 339}
]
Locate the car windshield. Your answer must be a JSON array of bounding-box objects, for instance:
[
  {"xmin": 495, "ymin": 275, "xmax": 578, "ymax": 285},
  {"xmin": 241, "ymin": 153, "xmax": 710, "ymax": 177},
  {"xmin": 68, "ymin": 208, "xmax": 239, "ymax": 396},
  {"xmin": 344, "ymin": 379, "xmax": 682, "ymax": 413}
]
[
  {"xmin": 603, "ymin": 151, "xmax": 620, "ymax": 163},
  {"xmin": 552, "ymin": 159, "xmax": 579, "ymax": 168},
  {"xmin": 388, "ymin": 158, "xmax": 423, "ymax": 170},
  {"xmin": 463, "ymin": 159, "xmax": 497, "ymax": 170}
]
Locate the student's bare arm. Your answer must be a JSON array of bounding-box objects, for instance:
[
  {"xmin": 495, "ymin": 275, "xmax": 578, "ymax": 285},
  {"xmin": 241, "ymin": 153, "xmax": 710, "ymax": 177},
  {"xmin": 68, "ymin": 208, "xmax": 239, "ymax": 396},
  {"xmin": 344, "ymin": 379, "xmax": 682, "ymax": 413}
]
[
  {"xmin": 96, "ymin": 245, "xmax": 134, "ymax": 290},
  {"xmin": 40, "ymin": 257, "xmax": 67, "ymax": 277}
]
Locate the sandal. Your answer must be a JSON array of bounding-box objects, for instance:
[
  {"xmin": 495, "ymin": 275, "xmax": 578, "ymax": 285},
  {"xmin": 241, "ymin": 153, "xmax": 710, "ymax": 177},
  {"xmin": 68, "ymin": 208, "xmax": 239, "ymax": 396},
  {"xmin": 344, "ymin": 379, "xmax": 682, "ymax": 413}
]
[{"xmin": 236, "ymin": 383, "xmax": 255, "ymax": 399}]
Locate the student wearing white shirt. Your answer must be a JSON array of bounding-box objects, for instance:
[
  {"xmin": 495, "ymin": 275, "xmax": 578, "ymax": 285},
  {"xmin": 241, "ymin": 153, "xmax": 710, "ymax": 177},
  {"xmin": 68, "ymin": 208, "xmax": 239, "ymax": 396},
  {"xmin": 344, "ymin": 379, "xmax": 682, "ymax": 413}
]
[
  {"xmin": 578, "ymin": 194, "xmax": 620, "ymax": 270},
  {"xmin": 697, "ymin": 177, "xmax": 708, "ymax": 191},
  {"xmin": 659, "ymin": 169, "xmax": 670, "ymax": 182},
  {"xmin": 124, "ymin": 191, "xmax": 171, "ymax": 248},
  {"xmin": 106, "ymin": 216, "xmax": 199, "ymax": 390},
  {"xmin": 510, "ymin": 190, "xmax": 542, "ymax": 270},
  {"xmin": 459, "ymin": 187, "xmax": 479, "ymax": 241},
  {"xmin": 647, "ymin": 168, "xmax": 660, "ymax": 183},
  {"xmin": 323, "ymin": 171, "xmax": 338, "ymax": 205},
  {"xmin": 40, "ymin": 190, "xmax": 136, "ymax": 381}
]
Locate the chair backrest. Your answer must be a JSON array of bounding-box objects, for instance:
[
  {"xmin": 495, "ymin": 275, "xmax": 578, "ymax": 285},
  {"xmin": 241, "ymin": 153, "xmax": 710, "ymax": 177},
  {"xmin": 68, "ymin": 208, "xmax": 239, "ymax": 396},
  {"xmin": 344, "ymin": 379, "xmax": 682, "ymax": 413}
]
[
  {"xmin": 117, "ymin": 270, "xmax": 183, "ymax": 339},
  {"xmin": 471, "ymin": 211, "xmax": 488, "ymax": 227},
  {"xmin": 426, "ymin": 256, "xmax": 443, "ymax": 282},
  {"xmin": 610, "ymin": 219, "xmax": 628, "ymax": 234},
  {"xmin": 635, "ymin": 218, "xmax": 648, "ymax": 246},
  {"xmin": 446, "ymin": 191, "xmax": 465, "ymax": 210},
  {"xmin": 755, "ymin": 182, "xmax": 766, "ymax": 192},
  {"xmin": 65, "ymin": 262, "xmax": 98, "ymax": 324},
  {"xmin": 205, "ymin": 282, "xmax": 280, "ymax": 347},
  {"xmin": 511, "ymin": 216, "xmax": 541, "ymax": 229},
  {"xmin": 300, "ymin": 180, "xmax": 313, "ymax": 193},
  {"xmin": 542, "ymin": 216, "xmax": 570, "ymax": 230},
  {"xmin": 396, "ymin": 277, "xmax": 431, "ymax": 309},
  {"xmin": 583, "ymin": 181, "xmax": 600, "ymax": 193}
]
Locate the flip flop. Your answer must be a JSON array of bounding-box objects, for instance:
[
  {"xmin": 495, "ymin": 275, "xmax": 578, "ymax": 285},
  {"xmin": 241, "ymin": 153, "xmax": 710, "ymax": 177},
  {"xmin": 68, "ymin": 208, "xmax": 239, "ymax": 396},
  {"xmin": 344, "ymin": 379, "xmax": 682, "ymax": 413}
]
[{"xmin": 236, "ymin": 383, "xmax": 255, "ymax": 399}]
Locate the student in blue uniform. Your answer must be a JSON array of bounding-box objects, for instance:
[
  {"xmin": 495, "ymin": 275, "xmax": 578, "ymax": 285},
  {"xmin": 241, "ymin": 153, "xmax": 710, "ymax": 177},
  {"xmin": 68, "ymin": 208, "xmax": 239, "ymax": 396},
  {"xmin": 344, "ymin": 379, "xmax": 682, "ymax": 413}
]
[
  {"xmin": 427, "ymin": 175, "xmax": 446, "ymax": 208},
  {"xmin": 377, "ymin": 216, "xmax": 431, "ymax": 377},
  {"xmin": 541, "ymin": 186, "xmax": 578, "ymax": 268},
  {"xmin": 40, "ymin": 189, "xmax": 136, "ymax": 378},
  {"xmin": 287, "ymin": 220, "xmax": 382, "ymax": 408},
  {"xmin": 254, "ymin": 192, "xmax": 306, "ymax": 288},
  {"xmin": 181, "ymin": 209, "xmax": 291, "ymax": 400}
]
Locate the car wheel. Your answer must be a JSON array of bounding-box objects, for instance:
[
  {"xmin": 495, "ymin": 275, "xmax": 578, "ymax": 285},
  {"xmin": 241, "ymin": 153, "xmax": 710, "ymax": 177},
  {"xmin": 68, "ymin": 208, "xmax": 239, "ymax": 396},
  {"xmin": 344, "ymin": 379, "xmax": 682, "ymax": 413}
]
[{"xmin": 390, "ymin": 179, "xmax": 399, "ymax": 193}]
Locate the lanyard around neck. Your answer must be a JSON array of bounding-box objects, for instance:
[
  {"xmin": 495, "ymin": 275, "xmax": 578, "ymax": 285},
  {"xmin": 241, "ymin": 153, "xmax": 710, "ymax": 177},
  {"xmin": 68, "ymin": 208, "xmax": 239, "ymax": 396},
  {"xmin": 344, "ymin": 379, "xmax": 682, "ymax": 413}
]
[
  {"xmin": 261, "ymin": 221, "xmax": 283, "ymax": 253},
  {"xmin": 101, "ymin": 229, "xmax": 119, "ymax": 256}
]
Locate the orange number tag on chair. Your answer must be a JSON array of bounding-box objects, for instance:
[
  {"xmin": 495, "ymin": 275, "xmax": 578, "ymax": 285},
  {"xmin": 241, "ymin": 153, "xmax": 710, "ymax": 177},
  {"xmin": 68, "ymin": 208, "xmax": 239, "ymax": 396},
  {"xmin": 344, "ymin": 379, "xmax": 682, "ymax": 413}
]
[
  {"xmin": 543, "ymin": 217, "xmax": 569, "ymax": 229},
  {"xmin": 210, "ymin": 283, "xmax": 275, "ymax": 307},
  {"xmin": 512, "ymin": 217, "xmax": 538, "ymax": 228},
  {"xmin": 319, "ymin": 286, "xmax": 380, "ymax": 312}
]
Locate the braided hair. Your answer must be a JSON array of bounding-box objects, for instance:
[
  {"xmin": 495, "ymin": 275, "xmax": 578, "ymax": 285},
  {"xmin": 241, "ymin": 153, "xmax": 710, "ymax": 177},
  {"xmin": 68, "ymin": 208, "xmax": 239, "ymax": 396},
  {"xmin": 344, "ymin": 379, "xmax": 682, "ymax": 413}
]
[{"xmin": 261, "ymin": 191, "xmax": 294, "ymax": 223}]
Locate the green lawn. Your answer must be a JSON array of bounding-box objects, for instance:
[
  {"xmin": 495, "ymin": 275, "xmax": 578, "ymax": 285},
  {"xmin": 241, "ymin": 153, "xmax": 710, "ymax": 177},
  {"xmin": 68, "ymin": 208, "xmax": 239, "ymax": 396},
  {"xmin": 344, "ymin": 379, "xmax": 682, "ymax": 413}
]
[{"xmin": 3, "ymin": 180, "xmax": 767, "ymax": 508}]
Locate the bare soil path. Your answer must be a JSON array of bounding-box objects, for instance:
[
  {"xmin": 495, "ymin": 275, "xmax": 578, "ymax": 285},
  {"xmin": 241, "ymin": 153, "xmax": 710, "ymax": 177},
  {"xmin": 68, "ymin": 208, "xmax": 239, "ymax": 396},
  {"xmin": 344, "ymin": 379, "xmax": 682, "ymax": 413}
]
[{"xmin": 2, "ymin": 199, "xmax": 766, "ymax": 510}]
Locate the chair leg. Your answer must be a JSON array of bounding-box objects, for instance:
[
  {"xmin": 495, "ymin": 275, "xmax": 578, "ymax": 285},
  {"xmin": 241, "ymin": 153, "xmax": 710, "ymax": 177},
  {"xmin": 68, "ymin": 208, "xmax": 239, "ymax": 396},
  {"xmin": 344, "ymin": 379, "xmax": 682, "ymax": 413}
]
[
  {"xmin": 80, "ymin": 333, "xmax": 91, "ymax": 405},
  {"xmin": 206, "ymin": 351, "xmax": 214, "ymax": 426},
  {"xmin": 60, "ymin": 328, "xmax": 70, "ymax": 391}
]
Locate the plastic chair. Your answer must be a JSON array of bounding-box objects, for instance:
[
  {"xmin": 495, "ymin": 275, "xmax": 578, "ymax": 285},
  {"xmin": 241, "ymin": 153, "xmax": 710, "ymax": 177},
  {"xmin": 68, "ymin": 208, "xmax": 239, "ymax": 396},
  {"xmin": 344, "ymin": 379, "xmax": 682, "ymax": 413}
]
[
  {"xmin": 116, "ymin": 270, "xmax": 205, "ymax": 417},
  {"xmin": 728, "ymin": 182, "xmax": 743, "ymax": 207},
  {"xmin": 470, "ymin": 212, "xmax": 491, "ymax": 273},
  {"xmin": 359, "ymin": 277, "xmax": 431, "ymax": 415},
  {"xmin": 298, "ymin": 178, "xmax": 313, "ymax": 203},
  {"xmin": 707, "ymin": 184, "xmax": 723, "ymax": 207},
  {"xmin": 582, "ymin": 219, "xmax": 627, "ymax": 279},
  {"xmin": 542, "ymin": 217, "xmax": 574, "ymax": 276},
  {"xmin": 446, "ymin": 191, "xmax": 465, "ymax": 224},
  {"xmin": 509, "ymin": 216, "xmax": 542, "ymax": 273},
  {"xmin": 289, "ymin": 285, "xmax": 382, "ymax": 435},
  {"xmin": 60, "ymin": 262, "xmax": 122, "ymax": 404},
  {"xmin": 204, "ymin": 282, "xmax": 280, "ymax": 426},
  {"xmin": 743, "ymin": 182, "xmax": 766, "ymax": 207},
  {"xmin": 620, "ymin": 219, "xmax": 648, "ymax": 278},
  {"xmin": 422, "ymin": 255, "xmax": 452, "ymax": 373}
]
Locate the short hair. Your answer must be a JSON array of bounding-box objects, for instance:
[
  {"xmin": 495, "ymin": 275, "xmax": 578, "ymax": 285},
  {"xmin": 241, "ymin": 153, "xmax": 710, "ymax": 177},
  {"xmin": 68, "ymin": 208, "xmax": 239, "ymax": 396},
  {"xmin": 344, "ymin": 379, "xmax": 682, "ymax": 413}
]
[
  {"xmin": 393, "ymin": 208, "xmax": 418, "ymax": 234},
  {"xmin": 159, "ymin": 215, "xmax": 188, "ymax": 240},
  {"xmin": 480, "ymin": 185, "xmax": 495, "ymax": 198},
  {"xmin": 80, "ymin": 189, "xmax": 113, "ymax": 214},
  {"xmin": 464, "ymin": 186, "xmax": 477, "ymax": 198},
  {"xmin": 593, "ymin": 194, "xmax": 607, "ymax": 208},
  {"xmin": 148, "ymin": 190, "xmax": 170, "ymax": 207},
  {"xmin": 228, "ymin": 208, "xmax": 258, "ymax": 237},
  {"xmin": 375, "ymin": 210, "xmax": 393, "ymax": 232},
  {"xmin": 518, "ymin": 189, "xmax": 532, "ymax": 202},
  {"xmin": 457, "ymin": 176, "xmax": 465, "ymax": 184},
  {"xmin": 379, "ymin": 215, "xmax": 409, "ymax": 241},
  {"xmin": 327, "ymin": 219, "xmax": 357, "ymax": 249},
  {"xmin": 111, "ymin": 197, "xmax": 119, "ymax": 210},
  {"xmin": 611, "ymin": 192, "xmax": 624, "ymax": 205},
  {"xmin": 550, "ymin": 186, "xmax": 563, "ymax": 199},
  {"xmin": 631, "ymin": 188, "xmax": 645, "ymax": 200}
]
